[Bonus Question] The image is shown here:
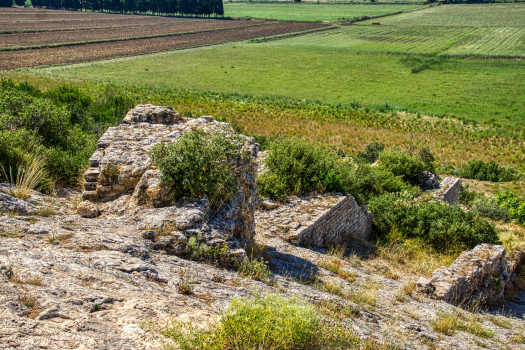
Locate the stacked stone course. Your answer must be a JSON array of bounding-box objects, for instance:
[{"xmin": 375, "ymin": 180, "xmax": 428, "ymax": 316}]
[
  {"xmin": 256, "ymin": 194, "xmax": 372, "ymax": 248},
  {"xmin": 416, "ymin": 244, "xmax": 524, "ymax": 304},
  {"xmin": 432, "ymin": 176, "xmax": 461, "ymax": 206}
]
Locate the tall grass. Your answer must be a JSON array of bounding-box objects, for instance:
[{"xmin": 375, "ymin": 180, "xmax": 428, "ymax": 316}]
[{"xmin": 1, "ymin": 154, "xmax": 49, "ymax": 200}]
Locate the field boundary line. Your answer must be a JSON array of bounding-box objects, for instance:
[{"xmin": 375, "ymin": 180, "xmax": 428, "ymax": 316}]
[
  {"xmin": 248, "ymin": 25, "xmax": 337, "ymax": 42},
  {"xmin": 21, "ymin": 26, "xmax": 331, "ymax": 72},
  {"xmin": 0, "ymin": 22, "xmax": 278, "ymax": 52}
]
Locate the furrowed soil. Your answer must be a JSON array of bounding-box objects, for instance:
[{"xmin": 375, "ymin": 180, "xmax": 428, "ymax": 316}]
[
  {"xmin": 0, "ymin": 22, "xmax": 326, "ymax": 70},
  {"xmin": 0, "ymin": 15, "xmax": 209, "ymax": 31},
  {"xmin": 0, "ymin": 19, "xmax": 269, "ymax": 48}
]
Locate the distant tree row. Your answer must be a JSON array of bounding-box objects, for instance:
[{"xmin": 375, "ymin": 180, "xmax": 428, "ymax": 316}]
[{"xmin": 1, "ymin": 0, "xmax": 224, "ymax": 16}]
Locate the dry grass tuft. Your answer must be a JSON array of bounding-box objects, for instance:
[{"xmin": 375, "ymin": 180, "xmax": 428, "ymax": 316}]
[
  {"xmin": 402, "ymin": 280, "xmax": 417, "ymax": 296},
  {"xmin": 320, "ymin": 244, "xmax": 358, "ymax": 282},
  {"xmin": 1, "ymin": 155, "xmax": 48, "ymax": 201},
  {"xmin": 18, "ymin": 291, "xmax": 41, "ymax": 319},
  {"xmin": 375, "ymin": 239, "xmax": 458, "ymax": 277},
  {"xmin": 431, "ymin": 312, "xmax": 495, "ymax": 339}
]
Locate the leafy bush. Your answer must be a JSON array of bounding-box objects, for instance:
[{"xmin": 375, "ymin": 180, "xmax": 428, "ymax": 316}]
[
  {"xmin": 471, "ymin": 197, "xmax": 511, "ymax": 223},
  {"xmin": 150, "ymin": 128, "xmax": 248, "ymax": 203},
  {"xmin": 155, "ymin": 293, "xmax": 360, "ymax": 350},
  {"xmin": 377, "ymin": 150, "xmax": 426, "ymax": 182},
  {"xmin": 497, "ymin": 191, "xmax": 525, "ymax": 224},
  {"xmin": 0, "ymin": 79, "xmax": 134, "ymax": 186},
  {"xmin": 355, "ymin": 142, "xmax": 385, "ymax": 164},
  {"xmin": 458, "ymin": 183, "xmax": 477, "ymax": 206},
  {"xmin": 340, "ymin": 163, "xmax": 410, "ymax": 204},
  {"xmin": 369, "ymin": 192, "xmax": 499, "ymax": 252},
  {"xmin": 460, "ymin": 160, "xmax": 515, "ymax": 182},
  {"xmin": 258, "ymin": 138, "xmax": 343, "ymax": 199},
  {"xmin": 259, "ymin": 139, "xmax": 410, "ymax": 203}
]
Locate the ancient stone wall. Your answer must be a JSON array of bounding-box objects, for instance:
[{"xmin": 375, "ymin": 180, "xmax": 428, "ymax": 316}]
[
  {"xmin": 432, "ymin": 177, "xmax": 461, "ymax": 206},
  {"xmin": 82, "ymin": 104, "xmax": 258, "ymax": 249},
  {"xmin": 256, "ymin": 194, "xmax": 372, "ymax": 248},
  {"xmin": 416, "ymin": 244, "xmax": 524, "ymax": 304}
]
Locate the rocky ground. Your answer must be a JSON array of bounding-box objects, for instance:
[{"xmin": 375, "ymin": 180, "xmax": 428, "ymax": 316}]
[{"xmin": 1, "ymin": 184, "xmax": 525, "ymax": 350}]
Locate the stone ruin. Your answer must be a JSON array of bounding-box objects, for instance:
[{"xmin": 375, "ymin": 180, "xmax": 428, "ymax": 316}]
[
  {"xmin": 419, "ymin": 171, "xmax": 461, "ymax": 206},
  {"xmin": 256, "ymin": 151, "xmax": 372, "ymax": 248},
  {"xmin": 416, "ymin": 244, "xmax": 524, "ymax": 305},
  {"xmin": 257, "ymin": 194, "xmax": 372, "ymax": 248},
  {"xmin": 81, "ymin": 104, "xmax": 258, "ymax": 260}
]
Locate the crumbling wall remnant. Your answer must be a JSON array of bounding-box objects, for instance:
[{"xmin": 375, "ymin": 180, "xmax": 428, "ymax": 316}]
[{"xmin": 416, "ymin": 244, "xmax": 524, "ymax": 305}]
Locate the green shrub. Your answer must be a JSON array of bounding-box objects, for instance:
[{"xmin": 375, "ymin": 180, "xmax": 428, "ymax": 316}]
[
  {"xmin": 0, "ymin": 79, "xmax": 135, "ymax": 186},
  {"xmin": 156, "ymin": 293, "xmax": 360, "ymax": 350},
  {"xmin": 355, "ymin": 142, "xmax": 385, "ymax": 164},
  {"xmin": 460, "ymin": 160, "xmax": 515, "ymax": 182},
  {"xmin": 149, "ymin": 128, "xmax": 248, "ymax": 203},
  {"xmin": 471, "ymin": 197, "xmax": 511, "ymax": 223},
  {"xmin": 497, "ymin": 191, "xmax": 525, "ymax": 224},
  {"xmin": 258, "ymin": 138, "xmax": 343, "ymax": 198},
  {"xmin": 340, "ymin": 163, "xmax": 410, "ymax": 204},
  {"xmin": 369, "ymin": 192, "xmax": 499, "ymax": 252},
  {"xmin": 378, "ymin": 150, "xmax": 426, "ymax": 182},
  {"xmin": 458, "ymin": 183, "xmax": 477, "ymax": 206}
]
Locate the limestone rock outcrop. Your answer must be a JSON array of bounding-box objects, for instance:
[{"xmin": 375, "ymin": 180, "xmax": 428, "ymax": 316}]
[
  {"xmin": 416, "ymin": 244, "xmax": 524, "ymax": 304},
  {"xmin": 81, "ymin": 104, "xmax": 258, "ymax": 254}
]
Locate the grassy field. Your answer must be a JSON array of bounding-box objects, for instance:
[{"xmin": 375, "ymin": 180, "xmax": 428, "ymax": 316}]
[
  {"xmin": 267, "ymin": 26, "xmax": 525, "ymax": 57},
  {"xmin": 223, "ymin": 3, "xmax": 427, "ymax": 22},
  {"xmin": 31, "ymin": 44, "xmax": 525, "ymax": 129},
  {"xmin": 358, "ymin": 3, "xmax": 525, "ymax": 27}
]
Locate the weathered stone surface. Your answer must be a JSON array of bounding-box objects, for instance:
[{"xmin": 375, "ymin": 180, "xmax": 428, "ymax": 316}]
[
  {"xmin": 256, "ymin": 193, "xmax": 372, "ymax": 248},
  {"xmin": 418, "ymin": 170, "xmax": 439, "ymax": 190},
  {"xmin": 0, "ymin": 192, "xmax": 37, "ymax": 214},
  {"xmin": 433, "ymin": 177, "xmax": 461, "ymax": 206},
  {"xmin": 416, "ymin": 244, "xmax": 524, "ymax": 304},
  {"xmin": 121, "ymin": 104, "xmax": 181, "ymax": 124},
  {"xmin": 77, "ymin": 200, "xmax": 99, "ymax": 218}
]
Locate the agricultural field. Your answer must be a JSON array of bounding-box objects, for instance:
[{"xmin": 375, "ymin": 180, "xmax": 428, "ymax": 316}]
[
  {"xmin": 2, "ymin": 3, "xmax": 525, "ymax": 168},
  {"xmin": 223, "ymin": 3, "xmax": 428, "ymax": 22},
  {"xmin": 0, "ymin": 7, "xmax": 327, "ymax": 70}
]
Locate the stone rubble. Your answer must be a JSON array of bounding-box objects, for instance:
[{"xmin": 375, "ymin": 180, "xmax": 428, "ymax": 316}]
[{"xmin": 418, "ymin": 170, "xmax": 440, "ymax": 190}]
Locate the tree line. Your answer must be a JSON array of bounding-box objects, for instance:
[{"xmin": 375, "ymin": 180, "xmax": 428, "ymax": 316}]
[{"xmin": 0, "ymin": 0, "xmax": 224, "ymax": 17}]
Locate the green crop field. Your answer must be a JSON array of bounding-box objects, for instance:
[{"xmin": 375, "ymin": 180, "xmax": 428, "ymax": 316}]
[
  {"xmin": 358, "ymin": 3, "xmax": 525, "ymax": 27},
  {"xmin": 223, "ymin": 3, "xmax": 427, "ymax": 22}
]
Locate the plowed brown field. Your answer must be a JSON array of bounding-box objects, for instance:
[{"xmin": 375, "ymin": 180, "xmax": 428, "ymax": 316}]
[
  {"xmin": 0, "ymin": 16, "xmax": 208, "ymax": 31},
  {"xmin": 0, "ymin": 20, "xmax": 269, "ymax": 48},
  {"xmin": 0, "ymin": 21, "xmax": 325, "ymax": 70}
]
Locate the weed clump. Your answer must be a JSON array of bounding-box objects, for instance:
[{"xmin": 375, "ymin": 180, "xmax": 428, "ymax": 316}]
[{"xmin": 154, "ymin": 293, "xmax": 361, "ymax": 350}]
